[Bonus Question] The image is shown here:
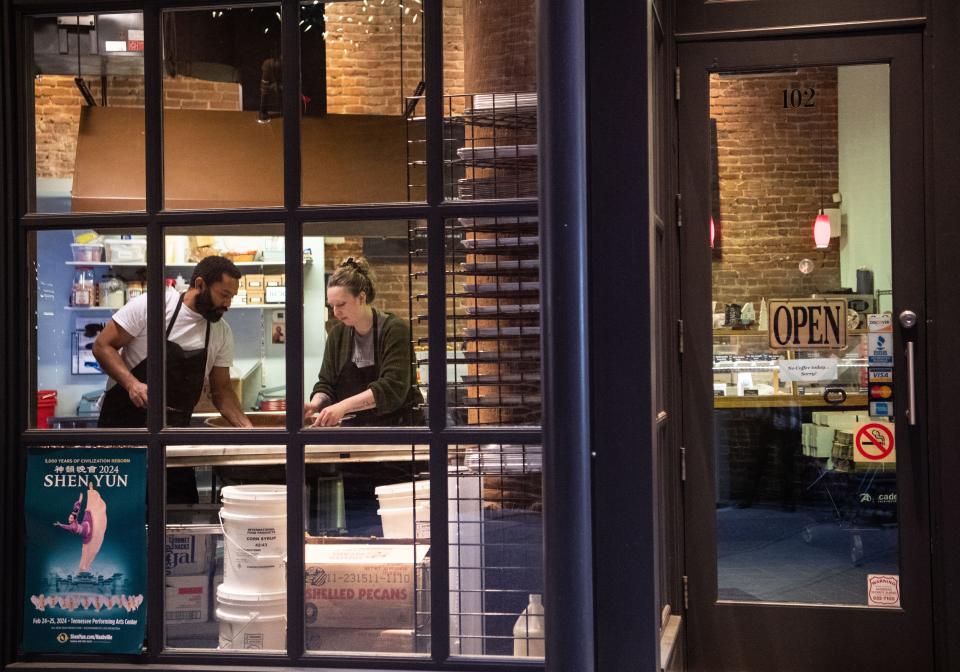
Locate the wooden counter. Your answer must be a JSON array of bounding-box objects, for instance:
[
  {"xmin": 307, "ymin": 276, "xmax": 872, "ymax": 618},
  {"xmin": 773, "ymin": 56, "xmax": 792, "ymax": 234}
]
[{"xmin": 713, "ymin": 393, "xmax": 868, "ymax": 409}]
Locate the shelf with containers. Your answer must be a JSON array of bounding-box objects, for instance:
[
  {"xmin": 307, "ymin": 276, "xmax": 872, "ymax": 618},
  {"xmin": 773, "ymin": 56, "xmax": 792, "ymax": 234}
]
[{"xmin": 35, "ymin": 231, "xmax": 300, "ymax": 427}]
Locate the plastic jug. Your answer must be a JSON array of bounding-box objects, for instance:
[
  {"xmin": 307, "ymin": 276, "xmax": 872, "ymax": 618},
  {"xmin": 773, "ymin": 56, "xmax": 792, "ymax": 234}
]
[{"xmin": 513, "ymin": 593, "xmax": 545, "ymax": 657}]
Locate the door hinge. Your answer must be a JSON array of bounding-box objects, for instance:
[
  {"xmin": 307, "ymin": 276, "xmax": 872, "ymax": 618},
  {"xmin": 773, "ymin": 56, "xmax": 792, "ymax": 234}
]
[
  {"xmin": 675, "ymin": 66, "xmax": 681, "ymax": 101},
  {"xmin": 680, "ymin": 446, "xmax": 686, "ymax": 481},
  {"xmin": 683, "ymin": 575, "xmax": 689, "ymax": 610},
  {"xmin": 675, "ymin": 192, "xmax": 682, "ymax": 228},
  {"xmin": 678, "ymin": 319, "xmax": 684, "ymax": 354}
]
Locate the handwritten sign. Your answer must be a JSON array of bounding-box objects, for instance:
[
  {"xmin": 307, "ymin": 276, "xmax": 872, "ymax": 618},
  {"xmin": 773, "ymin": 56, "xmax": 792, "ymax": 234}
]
[
  {"xmin": 768, "ymin": 299, "xmax": 847, "ymax": 350},
  {"xmin": 778, "ymin": 357, "xmax": 839, "ymax": 382}
]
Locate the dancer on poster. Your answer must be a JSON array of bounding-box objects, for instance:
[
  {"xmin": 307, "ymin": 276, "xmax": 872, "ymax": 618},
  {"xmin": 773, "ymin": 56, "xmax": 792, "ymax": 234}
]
[{"xmin": 52, "ymin": 482, "xmax": 108, "ymax": 572}]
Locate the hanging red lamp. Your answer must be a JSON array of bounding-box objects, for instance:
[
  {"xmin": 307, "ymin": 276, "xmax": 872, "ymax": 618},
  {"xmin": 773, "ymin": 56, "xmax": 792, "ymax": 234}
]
[
  {"xmin": 710, "ymin": 216, "xmax": 716, "ymax": 249},
  {"xmin": 813, "ymin": 209, "xmax": 831, "ymax": 249}
]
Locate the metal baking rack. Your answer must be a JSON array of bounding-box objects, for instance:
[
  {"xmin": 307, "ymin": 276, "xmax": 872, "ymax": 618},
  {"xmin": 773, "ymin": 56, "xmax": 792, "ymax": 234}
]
[
  {"xmin": 406, "ymin": 93, "xmax": 541, "ymax": 427},
  {"xmin": 441, "ymin": 443, "xmax": 544, "ymax": 655},
  {"xmin": 405, "ymin": 94, "xmax": 543, "ymax": 652}
]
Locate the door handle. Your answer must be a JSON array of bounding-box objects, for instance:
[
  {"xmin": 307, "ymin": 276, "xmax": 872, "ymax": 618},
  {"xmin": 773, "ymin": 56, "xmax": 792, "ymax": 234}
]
[
  {"xmin": 899, "ymin": 310, "xmax": 918, "ymax": 426},
  {"xmin": 905, "ymin": 341, "xmax": 916, "ymax": 426}
]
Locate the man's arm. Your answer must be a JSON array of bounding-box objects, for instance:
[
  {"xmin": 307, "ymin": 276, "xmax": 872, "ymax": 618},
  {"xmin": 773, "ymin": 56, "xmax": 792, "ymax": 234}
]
[
  {"xmin": 92, "ymin": 321, "xmax": 148, "ymax": 408},
  {"xmin": 209, "ymin": 366, "xmax": 253, "ymax": 427}
]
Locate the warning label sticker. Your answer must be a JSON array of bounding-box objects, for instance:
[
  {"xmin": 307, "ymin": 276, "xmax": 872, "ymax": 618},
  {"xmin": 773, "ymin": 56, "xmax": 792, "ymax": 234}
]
[
  {"xmin": 867, "ymin": 574, "xmax": 901, "ymax": 608},
  {"xmin": 854, "ymin": 423, "xmax": 896, "ymax": 463}
]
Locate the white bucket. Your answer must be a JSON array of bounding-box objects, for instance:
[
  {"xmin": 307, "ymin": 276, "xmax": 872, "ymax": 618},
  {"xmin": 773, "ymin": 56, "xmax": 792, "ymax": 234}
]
[
  {"xmin": 374, "ymin": 480, "xmax": 431, "ymax": 539},
  {"xmin": 220, "ymin": 485, "xmax": 287, "ymax": 589},
  {"xmin": 216, "ymin": 584, "xmax": 286, "ymax": 651}
]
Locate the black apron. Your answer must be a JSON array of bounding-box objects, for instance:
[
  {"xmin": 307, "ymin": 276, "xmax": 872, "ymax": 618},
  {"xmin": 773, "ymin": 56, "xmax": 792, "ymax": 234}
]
[
  {"xmin": 98, "ymin": 294, "xmax": 211, "ymax": 428},
  {"xmin": 335, "ymin": 309, "xmax": 424, "ymax": 427},
  {"xmin": 97, "ymin": 295, "xmax": 209, "ymax": 504}
]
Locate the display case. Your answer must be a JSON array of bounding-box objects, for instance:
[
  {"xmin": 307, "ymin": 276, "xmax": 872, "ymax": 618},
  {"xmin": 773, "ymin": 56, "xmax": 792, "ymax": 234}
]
[{"xmin": 712, "ymin": 328, "xmax": 869, "ymax": 409}]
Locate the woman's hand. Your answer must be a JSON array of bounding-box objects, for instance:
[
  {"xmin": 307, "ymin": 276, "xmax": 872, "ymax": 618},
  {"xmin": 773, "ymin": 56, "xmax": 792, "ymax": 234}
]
[
  {"xmin": 304, "ymin": 394, "xmax": 332, "ymax": 426},
  {"xmin": 315, "ymin": 402, "xmax": 347, "ymax": 427}
]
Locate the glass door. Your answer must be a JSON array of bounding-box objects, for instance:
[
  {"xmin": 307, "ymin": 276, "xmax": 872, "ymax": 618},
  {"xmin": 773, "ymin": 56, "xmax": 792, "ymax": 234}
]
[{"xmin": 679, "ymin": 34, "xmax": 931, "ymax": 670}]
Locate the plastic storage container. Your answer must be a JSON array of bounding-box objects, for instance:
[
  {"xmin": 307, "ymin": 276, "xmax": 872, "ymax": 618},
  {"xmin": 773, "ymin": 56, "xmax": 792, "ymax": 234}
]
[
  {"xmin": 70, "ymin": 268, "xmax": 96, "ymax": 307},
  {"xmin": 374, "ymin": 480, "xmax": 431, "ymax": 539},
  {"xmin": 512, "ymin": 594, "xmax": 545, "ymax": 657},
  {"xmin": 104, "ymin": 238, "xmax": 147, "ymax": 263},
  {"xmin": 71, "ymin": 243, "xmax": 104, "ymax": 262},
  {"xmin": 216, "ymin": 584, "xmax": 286, "ymax": 650}
]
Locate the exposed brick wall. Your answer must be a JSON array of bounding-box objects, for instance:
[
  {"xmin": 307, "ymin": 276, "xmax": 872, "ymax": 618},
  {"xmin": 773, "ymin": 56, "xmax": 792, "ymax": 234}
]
[
  {"xmin": 34, "ymin": 74, "xmax": 241, "ymax": 179},
  {"xmin": 323, "ymin": 0, "xmax": 465, "ymax": 115},
  {"xmin": 710, "ymin": 69, "xmax": 840, "ymax": 307},
  {"xmin": 463, "ymin": 0, "xmax": 536, "ymax": 94},
  {"xmin": 34, "ymin": 76, "xmax": 87, "ymax": 179},
  {"xmin": 161, "ymin": 74, "xmax": 242, "ymax": 111},
  {"xmin": 323, "ymin": 237, "xmax": 427, "ymax": 342}
]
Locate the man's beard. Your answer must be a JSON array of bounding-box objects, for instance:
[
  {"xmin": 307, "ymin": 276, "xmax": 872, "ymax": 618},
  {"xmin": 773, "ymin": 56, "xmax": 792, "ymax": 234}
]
[{"xmin": 195, "ymin": 287, "xmax": 226, "ymax": 322}]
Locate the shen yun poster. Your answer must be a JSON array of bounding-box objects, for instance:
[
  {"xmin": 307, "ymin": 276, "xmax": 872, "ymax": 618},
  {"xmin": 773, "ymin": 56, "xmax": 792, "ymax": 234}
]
[{"xmin": 22, "ymin": 447, "xmax": 147, "ymax": 653}]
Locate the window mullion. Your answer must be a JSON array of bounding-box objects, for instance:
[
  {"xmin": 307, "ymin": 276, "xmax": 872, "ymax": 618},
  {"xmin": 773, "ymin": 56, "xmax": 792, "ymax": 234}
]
[{"xmin": 281, "ymin": 0, "xmax": 305, "ymax": 661}]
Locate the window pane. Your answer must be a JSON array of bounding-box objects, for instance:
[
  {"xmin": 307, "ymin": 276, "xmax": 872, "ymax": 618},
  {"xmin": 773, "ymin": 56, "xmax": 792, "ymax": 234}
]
[
  {"xmin": 163, "ymin": 225, "xmax": 287, "ymax": 429},
  {"xmin": 165, "ymin": 444, "xmax": 287, "ymax": 651},
  {"xmin": 29, "ymin": 13, "xmax": 145, "ymax": 213},
  {"xmin": 30, "ymin": 228, "xmax": 148, "ymax": 430},
  {"xmin": 162, "ymin": 7, "xmax": 283, "ymax": 209},
  {"xmin": 304, "ymin": 444, "xmax": 430, "ymax": 656},
  {"xmin": 710, "ymin": 65, "xmax": 898, "ymax": 606},
  {"xmin": 443, "ymin": 2, "xmax": 538, "ymax": 201},
  {"xmin": 300, "ymin": 1, "xmax": 423, "ymax": 205},
  {"xmin": 303, "ymin": 221, "xmax": 427, "ymax": 429},
  {"xmin": 446, "ymin": 216, "xmax": 541, "ymax": 427},
  {"xmin": 448, "ymin": 443, "xmax": 543, "ymax": 658}
]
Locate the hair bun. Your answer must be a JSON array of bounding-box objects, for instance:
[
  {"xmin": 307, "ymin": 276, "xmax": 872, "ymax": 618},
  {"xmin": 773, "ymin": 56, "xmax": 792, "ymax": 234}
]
[{"xmin": 341, "ymin": 257, "xmax": 370, "ymax": 276}]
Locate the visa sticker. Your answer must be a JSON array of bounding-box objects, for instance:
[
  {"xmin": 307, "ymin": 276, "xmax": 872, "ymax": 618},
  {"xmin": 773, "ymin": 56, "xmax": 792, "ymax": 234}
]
[{"xmin": 869, "ymin": 368, "xmax": 894, "ymax": 383}]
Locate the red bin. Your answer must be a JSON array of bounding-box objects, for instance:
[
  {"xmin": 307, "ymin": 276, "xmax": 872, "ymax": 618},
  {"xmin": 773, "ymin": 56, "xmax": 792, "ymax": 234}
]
[{"xmin": 36, "ymin": 389, "xmax": 58, "ymax": 429}]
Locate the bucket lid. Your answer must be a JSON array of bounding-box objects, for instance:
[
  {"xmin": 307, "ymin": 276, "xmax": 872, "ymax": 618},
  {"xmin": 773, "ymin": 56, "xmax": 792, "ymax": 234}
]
[
  {"xmin": 221, "ymin": 484, "xmax": 287, "ymax": 503},
  {"xmin": 374, "ymin": 479, "xmax": 430, "ymax": 497},
  {"xmin": 217, "ymin": 583, "xmax": 287, "ymax": 604}
]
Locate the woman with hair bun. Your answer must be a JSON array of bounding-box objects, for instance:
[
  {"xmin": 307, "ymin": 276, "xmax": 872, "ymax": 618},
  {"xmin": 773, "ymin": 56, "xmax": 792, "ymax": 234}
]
[{"xmin": 304, "ymin": 257, "xmax": 424, "ymax": 426}]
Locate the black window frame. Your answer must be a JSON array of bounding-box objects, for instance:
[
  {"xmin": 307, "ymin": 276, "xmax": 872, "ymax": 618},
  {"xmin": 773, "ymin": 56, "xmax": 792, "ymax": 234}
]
[{"xmin": 5, "ymin": 0, "xmax": 552, "ymax": 668}]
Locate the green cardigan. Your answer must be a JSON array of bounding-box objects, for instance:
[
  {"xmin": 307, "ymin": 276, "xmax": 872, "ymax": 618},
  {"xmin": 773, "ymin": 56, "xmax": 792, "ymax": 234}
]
[{"xmin": 311, "ymin": 311, "xmax": 415, "ymax": 415}]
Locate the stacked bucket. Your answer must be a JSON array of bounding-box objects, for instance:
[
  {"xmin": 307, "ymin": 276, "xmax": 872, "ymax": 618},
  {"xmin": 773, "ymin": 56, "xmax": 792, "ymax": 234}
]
[{"xmin": 216, "ymin": 484, "xmax": 287, "ymax": 650}]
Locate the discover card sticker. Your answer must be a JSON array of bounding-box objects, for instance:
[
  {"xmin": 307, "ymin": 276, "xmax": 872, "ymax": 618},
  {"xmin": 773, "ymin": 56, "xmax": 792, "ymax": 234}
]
[{"xmin": 22, "ymin": 447, "xmax": 147, "ymax": 654}]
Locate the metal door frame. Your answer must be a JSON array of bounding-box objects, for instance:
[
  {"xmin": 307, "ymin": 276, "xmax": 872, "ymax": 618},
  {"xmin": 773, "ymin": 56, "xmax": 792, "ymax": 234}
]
[{"xmin": 678, "ymin": 32, "xmax": 931, "ymax": 671}]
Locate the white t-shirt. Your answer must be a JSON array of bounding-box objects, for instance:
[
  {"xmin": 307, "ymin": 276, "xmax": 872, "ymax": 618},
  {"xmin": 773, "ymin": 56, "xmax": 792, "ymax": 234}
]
[{"xmin": 105, "ymin": 286, "xmax": 234, "ymax": 389}]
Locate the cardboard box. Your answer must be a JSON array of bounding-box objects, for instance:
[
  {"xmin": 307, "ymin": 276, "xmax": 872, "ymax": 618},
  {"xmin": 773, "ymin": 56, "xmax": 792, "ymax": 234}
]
[
  {"xmin": 237, "ymin": 275, "xmax": 246, "ymax": 290},
  {"xmin": 247, "ymin": 290, "xmax": 266, "ymax": 305},
  {"xmin": 305, "ymin": 627, "xmax": 415, "ymax": 653},
  {"xmin": 304, "ymin": 544, "xmax": 429, "ymax": 630},
  {"xmin": 165, "ymin": 531, "xmax": 215, "ymax": 576},
  {"xmin": 264, "ymin": 274, "xmax": 284, "ymax": 287},
  {"xmin": 165, "ymin": 574, "xmax": 209, "ymax": 625},
  {"xmin": 265, "ymin": 286, "xmax": 286, "ymax": 304},
  {"xmin": 245, "ymin": 273, "xmax": 265, "ymax": 289}
]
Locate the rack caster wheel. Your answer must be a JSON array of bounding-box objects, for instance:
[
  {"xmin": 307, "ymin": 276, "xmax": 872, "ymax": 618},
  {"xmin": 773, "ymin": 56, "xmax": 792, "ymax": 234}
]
[{"xmin": 850, "ymin": 534, "xmax": 864, "ymax": 566}]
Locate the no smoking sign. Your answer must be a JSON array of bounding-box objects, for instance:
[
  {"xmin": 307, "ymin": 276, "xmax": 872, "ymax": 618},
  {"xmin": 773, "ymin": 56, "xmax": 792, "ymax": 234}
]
[{"xmin": 854, "ymin": 423, "xmax": 896, "ymax": 463}]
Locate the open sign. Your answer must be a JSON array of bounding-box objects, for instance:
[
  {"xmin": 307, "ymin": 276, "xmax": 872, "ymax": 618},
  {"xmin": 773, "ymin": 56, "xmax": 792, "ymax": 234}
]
[{"xmin": 768, "ymin": 299, "xmax": 847, "ymax": 350}]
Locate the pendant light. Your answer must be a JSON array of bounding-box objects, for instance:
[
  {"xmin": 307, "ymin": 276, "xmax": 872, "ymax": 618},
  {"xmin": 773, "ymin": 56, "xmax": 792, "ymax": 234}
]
[
  {"xmin": 813, "ymin": 210, "xmax": 831, "ymax": 248},
  {"xmin": 812, "ymin": 102, "xmax": 830, "ymax": 249},
  {"xmin": 710, "ymin": 216, "xmax": 716, "ymax": 249}
]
